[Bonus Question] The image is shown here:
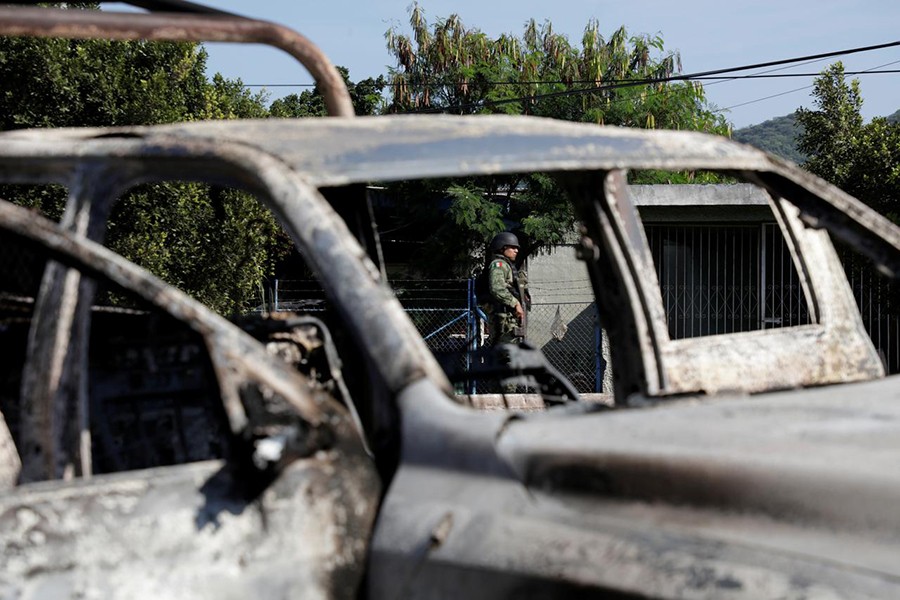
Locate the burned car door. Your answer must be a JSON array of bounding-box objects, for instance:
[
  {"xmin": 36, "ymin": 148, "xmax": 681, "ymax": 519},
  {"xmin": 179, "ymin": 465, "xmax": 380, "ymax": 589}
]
[
  {"xmin": 0, "ymin": 139, "xmax": 391, "ymax": 596},
  {"xmin": 0, "ymin": 198, "xmax": 380, "ymax": 598}
]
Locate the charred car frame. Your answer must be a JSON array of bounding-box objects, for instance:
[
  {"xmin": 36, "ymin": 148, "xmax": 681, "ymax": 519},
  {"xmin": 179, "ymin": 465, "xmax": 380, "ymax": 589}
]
[{"xmin": 0, "ymin": 3, "xmax": 899, "ymax": 599}]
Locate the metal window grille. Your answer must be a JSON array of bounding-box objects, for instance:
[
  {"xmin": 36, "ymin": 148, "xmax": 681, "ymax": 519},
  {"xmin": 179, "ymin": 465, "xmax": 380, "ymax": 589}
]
[
  {"xmin": 838, "ymin": 245, "xmax": 900, "ymax": 374},
  {"xmin": 645, "ymin": 223, "xmax": 812, "ymax": 339},
  {"xmin": 761, "ymin": 223, "xmax": 812, "ymax": 329}
]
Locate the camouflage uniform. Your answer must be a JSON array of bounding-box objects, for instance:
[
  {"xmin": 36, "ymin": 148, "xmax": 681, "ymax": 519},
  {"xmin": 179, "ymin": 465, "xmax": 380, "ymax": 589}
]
[{"xmin": 487, "ymin": 253, "xmax": 527, "ymax": 345}]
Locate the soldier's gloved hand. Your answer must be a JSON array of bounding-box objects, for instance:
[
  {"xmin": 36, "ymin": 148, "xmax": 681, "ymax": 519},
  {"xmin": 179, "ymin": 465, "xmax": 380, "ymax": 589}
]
[{"xmin": 515, "ymin": 302, "xmax": 524, "ymax": 323}]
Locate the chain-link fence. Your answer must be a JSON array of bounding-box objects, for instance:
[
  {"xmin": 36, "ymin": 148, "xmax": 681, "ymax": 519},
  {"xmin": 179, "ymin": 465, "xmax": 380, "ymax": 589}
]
[
  {"xmin": 377, "ymin": 280, "xmax": 606, "ymax": 394},
  {"xmin": 293, "ymin": 280, "xmax": 602, "ymax": 393},
  {"xmin": 528, "ymin": 302, "xmax": 604, "ymax": 394},
  {"xmin": 390, "ymin": 280, "xmax": 483, "ymax": 394},
  {"xmin": 8, "ymin": 257, "xmax": 895, "ymax": 403},
  {"xmin": 273, "ymin": 278, "xmax": 608, "ymax": 394}
]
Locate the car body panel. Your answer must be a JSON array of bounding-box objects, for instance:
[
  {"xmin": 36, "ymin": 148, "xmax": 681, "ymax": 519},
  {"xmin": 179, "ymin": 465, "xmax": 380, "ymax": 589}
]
[
  {"xmin": 370, "ymin": 376, "xmax": 900, "ymax": 598},
  {"xmin": 0, "ymin": 200, "xmax": 381, "ymax": 598},
  {"xmin": 1, "ymin": 454, "xmax": 378, "ymax": 600}
]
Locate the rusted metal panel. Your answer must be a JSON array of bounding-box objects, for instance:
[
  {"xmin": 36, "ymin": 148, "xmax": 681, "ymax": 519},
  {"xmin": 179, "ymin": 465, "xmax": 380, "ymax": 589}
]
[
  {"xmin": 0, "ymin": 198, "xmax": 381, "ymax": 596},
  {"xmin": 16, "ymin": 262, "xmax": 91, "ymax": 482},
  {"xmin": 497, "ymin": 376, "xmax": 900, "ymax": 540},
  {"xmin": 0, "ymin": 197, "xmax": 380, "ymax": 498},
  {"xmin": 0, "ymin": 5, "xmax": 354, "ymax": 117},
  {"xmin": 557, "ymin": 170, "xmax": 669, "ymax": 401},
  {"xmin": 374, "ymin": 468, "xmax": 900, "ymax": 598},
  {"xmin": 17, "ymin": 165, "xmax": 131, "ymax": 482},
  {"xmin": 757, "ymin": 158, "xmax": 900, "ymax": 278},
  {"xmin": 0, "ymin": 116, "xmax": 772, "ymax": 186},
  {"xmin": 600, "ymin": 169, "xmax": 673, "ymax": 394}
]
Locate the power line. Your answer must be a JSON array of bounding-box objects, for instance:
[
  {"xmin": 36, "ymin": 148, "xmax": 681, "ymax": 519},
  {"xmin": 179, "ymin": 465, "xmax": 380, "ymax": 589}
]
[
  {"xmin": 237, "ymin": 39, "xmax": 900, "ymax": 118},
  {"xmin": 404, "ymin": 39, "xmax": 900, "ymax": 114},
  {"xmin": 657, "ymin": 40, "xmax": 900, "ymax": 80},
  {"xmin": 696, "ymin": 69, "xmax": 900, "ymax": 80},
  {"xmin": 243, "ymin": 69, "xmax": 900, "ymax": 89},
  {"xmin": 718, "ymin": 58, "xmax": 900, "ymax": 113},
  {"xmin": 721, "ymin": 85, "xmax": 814, "ymax": 111}
]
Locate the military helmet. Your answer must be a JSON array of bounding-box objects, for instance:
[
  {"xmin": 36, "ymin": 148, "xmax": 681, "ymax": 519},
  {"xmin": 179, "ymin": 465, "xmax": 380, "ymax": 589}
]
[{"xmin": 490, "ymin": 231, "xmax": 519, "ymax": 254}]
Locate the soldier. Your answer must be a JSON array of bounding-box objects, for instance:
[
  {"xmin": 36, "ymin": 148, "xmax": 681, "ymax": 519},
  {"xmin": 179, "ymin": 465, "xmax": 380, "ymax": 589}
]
[{"xmin": 485, "ymin": 231, "xmax": 529, "ymax": 346}]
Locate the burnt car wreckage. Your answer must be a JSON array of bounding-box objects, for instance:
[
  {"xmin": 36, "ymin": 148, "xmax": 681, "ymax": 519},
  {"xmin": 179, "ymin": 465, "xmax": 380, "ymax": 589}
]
[{"xmin": 0, "ymin": 3, "xmax": 899, "ymax": 599}]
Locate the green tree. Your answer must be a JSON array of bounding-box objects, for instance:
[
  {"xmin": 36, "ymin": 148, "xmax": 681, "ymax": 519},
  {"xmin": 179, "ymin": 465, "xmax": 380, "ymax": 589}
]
[
  {"xmin": 382, "ymin": 4, "xmax": 729, "ymax": 275},
  {"xmin": 796, "ymin": 63, "xmax": 864, "ymax": 186},
  {"xmin": 0, "ymin": 4, "xmax": 287, "ymax": 313},
  {"xmin": 796, "ymin": 62, "xmax": 900, "ymax": 223},
  {"xmin": 384, "ymin": 4, "xmax": 725, "ymax": 131},
  {"xmin": 269, "ymin": 66, "xmax": 387, "ymax": 117}
]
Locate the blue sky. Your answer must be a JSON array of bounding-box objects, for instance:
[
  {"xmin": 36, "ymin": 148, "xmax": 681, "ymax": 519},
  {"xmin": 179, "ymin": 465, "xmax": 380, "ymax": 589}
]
[{"xmin": 169, "ymin": 1, "xmax": 899, "ymax": 128}]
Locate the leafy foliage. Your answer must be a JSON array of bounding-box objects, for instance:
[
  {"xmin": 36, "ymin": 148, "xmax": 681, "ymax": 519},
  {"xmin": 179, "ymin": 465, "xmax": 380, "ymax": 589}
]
[
  {"xmin": 796, "ymin": 63, "xmax": 864, "ymax": 184},
  {"xmin": 446, "ymin": 184, "xmax": 505, "ymax": 237},
  {"xmin": 382, "ymin": 3, "xmax": 730, "ymax": 275},
  {"xmin": 269, "ymin": 66, "xmax": 387, "ymax": 117},
  {"xmin": 796, "ymin": 62, "xmax": 900, "ymax": 223},
  {"xmin": 0, "ymin": 4, "xmax": 286, "ymax": 313},
  {"xmin": 383, "ymin": 5, "xmax": 724, "ymax": 128}
]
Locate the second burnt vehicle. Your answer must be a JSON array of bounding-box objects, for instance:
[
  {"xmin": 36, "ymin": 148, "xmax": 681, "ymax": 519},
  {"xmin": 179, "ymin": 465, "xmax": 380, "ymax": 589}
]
[{"xmin": 0, "ymin": 3, "xmax": 899, "ymax": 599}]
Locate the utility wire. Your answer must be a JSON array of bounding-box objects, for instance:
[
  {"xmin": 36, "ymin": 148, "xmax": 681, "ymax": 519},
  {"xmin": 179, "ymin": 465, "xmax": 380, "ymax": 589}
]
[
  {"xmin": 405, "ymin": 39, "xmax": 900, "ymax": 114},
  {"xmin": 722, "ymin": 85, "xmax": 815, "ymax": 111},
  {"xmin": 243, "ymin": 69, "xmax": 900, "ymax": 88},
  {"xmin": 701, "ymin": 54, "xmax": 834, "ymax": 88},
  {"xmin": 240, "ymin": 39, "xmax": 900, "ymax": 118},
  {"xmin": 719, "ymin": 58, "xmax": 900, "ymax": 112},
  {"xmin": 695, "ymin": 69, "xmax": 900, "ymax": 80},
  {"xmin": 649, "ymin": 40, "xmax": 900, "ymax": 81}
]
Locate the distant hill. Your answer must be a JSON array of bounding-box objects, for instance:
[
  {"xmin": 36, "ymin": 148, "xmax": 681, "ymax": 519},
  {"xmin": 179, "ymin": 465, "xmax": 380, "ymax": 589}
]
[
  {"xmin": 735, "ymin": 109, "xmax": 900, "ymax": 164},
  {"xmin": 733, "ymin": 113, "xmax": 806, "ymax": 164}
]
